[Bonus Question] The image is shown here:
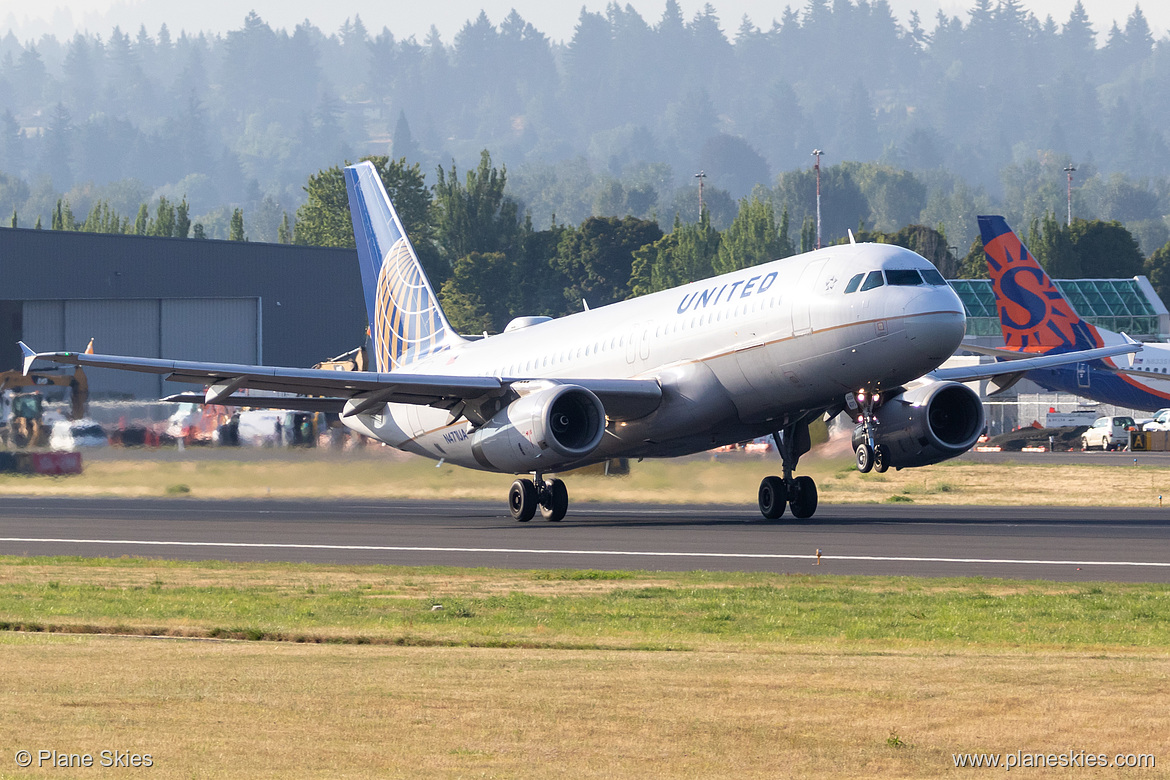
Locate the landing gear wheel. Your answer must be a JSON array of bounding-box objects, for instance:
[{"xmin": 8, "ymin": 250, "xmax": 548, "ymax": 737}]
[
  {"xmin": 873, "ymin": 445, "xmax": 889, "ymax": 473},
  {"xmin": 508, "ymin": 479, "xmax": 537, "ymax": 522},
  {"xmin": 856, "ymin": 443, "xmax": 874, "ymax": 473},
  {"xmin": 539, "ymin": 478, "xmax": 569, "ymax": 522},
  {"xmin": 788, "ymin": 476, "xmax": 819, "ymax": 519},
  {"xmin": 758, "ymin": 476, "xmax": 787, "ymax": 519}
]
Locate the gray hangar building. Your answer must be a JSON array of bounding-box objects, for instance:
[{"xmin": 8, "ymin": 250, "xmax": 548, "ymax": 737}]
[{"xmin": 0, "ymin": 227, "xmax": 368, "ymax": 400}]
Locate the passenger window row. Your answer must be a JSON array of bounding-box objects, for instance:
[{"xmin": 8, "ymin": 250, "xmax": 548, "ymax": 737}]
[{"xmin": 843, "ymin": 268, "xmax": 948, "ymax": 294}]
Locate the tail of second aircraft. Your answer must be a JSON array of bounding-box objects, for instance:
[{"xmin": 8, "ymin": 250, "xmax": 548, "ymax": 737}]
[
  {"xmin": 344, "ymin": 161, "xmax": 462, "ymax": 372},
  {"xmin": 978, "ymin": 215, "xmax": 1104, "ymax": 353}
]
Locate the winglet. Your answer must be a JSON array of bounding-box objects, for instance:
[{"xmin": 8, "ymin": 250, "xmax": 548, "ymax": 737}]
[{"xmin": 18, "ymin": 341, "xmax": 36, "ymax": 376}]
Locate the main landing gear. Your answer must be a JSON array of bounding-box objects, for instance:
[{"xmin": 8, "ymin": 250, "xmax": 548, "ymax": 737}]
[
  {"xmin": 758, "ymin": 421, "xmax": 819, "ymax": 520},
  {"xmin": 852, "ymin": 389, "xmax": 889, "ymax": 474},
  {"xmin": 509, "ymin": 473, "xmax": 569, "ymax": 522}
]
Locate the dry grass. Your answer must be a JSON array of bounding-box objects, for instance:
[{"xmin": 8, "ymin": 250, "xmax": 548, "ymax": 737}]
[
  {"xmin": 2, "ymin": 450, "xmax": 1170, "ymax": 507},
  {"xmin": 2, "ymin": 634, "xmax": 1167, "ymax": 779}
]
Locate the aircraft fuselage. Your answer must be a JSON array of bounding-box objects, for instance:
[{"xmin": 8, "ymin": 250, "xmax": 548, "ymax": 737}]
[{"xmin": 343, "ymin": 242, "xmax": 967, "ymax": 471}]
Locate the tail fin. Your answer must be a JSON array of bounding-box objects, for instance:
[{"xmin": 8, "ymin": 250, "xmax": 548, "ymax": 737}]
[
  {"xmin": 977, "ymin": 215, "xmax": 1103, "ymax": 353},
  {"xmin": 344, "ymin": 161, "xmax": 461, "ymax": 372}
]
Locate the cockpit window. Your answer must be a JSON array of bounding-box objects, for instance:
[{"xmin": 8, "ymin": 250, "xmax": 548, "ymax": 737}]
[
  {"xmin": 843, "ymin": 273, "xmax": 864, "ymax": 294},
  {"xmin": 885, "ymin": 269, "xmax": 923, "ymax": 286},
  {"xmin": 921, "ymin": 268, "xmax": 948, "ymax": 286},
  {"xmin": 859, "ymin": 270, "xmax": 885, "ymax": 291}
]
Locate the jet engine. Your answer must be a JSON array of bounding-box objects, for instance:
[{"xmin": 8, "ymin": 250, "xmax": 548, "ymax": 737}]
[
  {"xmin": 470, "ymin": 384, "xmax": 606, "ymax": 472},
  {"xmin": 852, "ymin": 381, "xmax": 984, "ymax": 469}
]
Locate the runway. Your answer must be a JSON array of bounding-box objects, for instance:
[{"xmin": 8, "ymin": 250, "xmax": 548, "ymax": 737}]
[{"xmin": 3, "ymin": 497, "xmax": 1170, "ymax": 582}]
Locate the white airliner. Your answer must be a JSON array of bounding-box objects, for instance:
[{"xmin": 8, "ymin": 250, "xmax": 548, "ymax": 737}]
[{"xmin": 21, "ymin": 163, "xmax": 1138, "ymax": 521}]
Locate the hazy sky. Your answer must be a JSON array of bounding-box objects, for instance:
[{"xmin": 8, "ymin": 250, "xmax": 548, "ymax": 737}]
[{"xmin": 1, "ymin": 0, "xmax": 1165, "ymax": 43}]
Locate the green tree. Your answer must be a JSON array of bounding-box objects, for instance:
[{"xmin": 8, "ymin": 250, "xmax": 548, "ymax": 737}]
[
  {"xmin": 133, "ymin": 203, "xmax": 148, "ymax": 235},
  {"xmin": 277, "ymin": 212, "xmax": 293, "ymax": 244},
  {"xmin": 555, "ymin": 216, "xmax": 663, "ymax": 309},
  {"xmin": 1144, "ymin": 240, "xmax": 1170, "ymax": 310},
  {"xmin": 713, "ymin": 194, "xmax": 790, "ymax": 275},
  {"xmin": 629, "ymin": 213, "xmax": 721, "ymax": 297},
  {"xmin": 9, "ymin": 210, "xmax": 15, "ymax": 228},
  {"xmin": 81, "ymin": 200, "xmax": 124, "ymax": 234},
  {"xmin": 842, "ymin": 162, "xmax": 926, "ymax": 233},
  {"xmin": 175, "ymin": 197, "xmax": 191, "ymax": 238},
  {"xmin": 439, "ymin": 251, "xmax": 513, "ymax": 333},
  {"xmin": 434, "ymin": 149, "xmax": 520, "ymax": 271},
  {"xmin": 151, "ymin": 196, "xmax": 176, "ymax": 237},
  {"xmin": 229, "ymin": 208, "xmax": 246, "ymax": 241},
  {"xmin": 295, "ymin": 155, "xmax": 437, "ymax": 277},
  {"xmin": 956, "ymin": 237, "xmax": 989, "ymax": 279},
  {"xmin": 800, "ymin": 216, "xmax": 815, "ymax": 253},
  {"xmin": 1070, "ymin": 218, "xmax": 1143, "ymax": 277},
  {"xmin": 193, "ymin": 223, "xmax": 206, "ymax": 239},
  {"xmin": 1024, "ymin": 214, "xmax": 1143, "ymax": 279}
]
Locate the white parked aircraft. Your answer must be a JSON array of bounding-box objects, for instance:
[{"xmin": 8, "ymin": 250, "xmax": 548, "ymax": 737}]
[{"xmin": 21, "ymin": 163, "xmax": 1138, "ymax": 521}]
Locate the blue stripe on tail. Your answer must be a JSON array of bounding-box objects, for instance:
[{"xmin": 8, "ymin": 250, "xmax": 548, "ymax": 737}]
[{"xmin": 344, "ymin": 161, "xmax": 459, "ymax": 372}]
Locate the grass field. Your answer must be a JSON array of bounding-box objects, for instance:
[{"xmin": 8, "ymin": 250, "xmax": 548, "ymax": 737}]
[
  {"xmin": 0, "ymin": 557, "xmax": 1168, "ymax": 778},
  {"xmin": 2, "ymin": 454, "xmax": 1168, "ymax": 777},
  {"xmin": 3, "ymin": 448, "xmax": 1170, "ymax": 507}
]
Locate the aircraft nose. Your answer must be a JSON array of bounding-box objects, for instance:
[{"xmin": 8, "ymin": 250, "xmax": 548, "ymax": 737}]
[{"xmin": 903, "ymin": 288, "xmax": 966, "ymax": 363}]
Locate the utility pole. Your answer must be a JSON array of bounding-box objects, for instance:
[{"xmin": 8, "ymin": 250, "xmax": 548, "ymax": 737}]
[
  {"xmin": 694, "ymin": 170, "xmax": 706, "ymax": 220},
  {"xmin": 812, "ymin": 149, "xmax": 824, "ymax": 249},
  {"xmin": 1064, "ymin": 164, "xmax": 1076, "ymax": 226}
]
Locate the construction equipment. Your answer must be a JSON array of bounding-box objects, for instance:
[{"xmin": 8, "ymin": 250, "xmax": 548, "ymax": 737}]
[
  {"xmin": 312, "ymin": 344, "xmax": 369, "ymax": 372},
  {"xmin": 0, "ymin": 365, "xmax": 88, "ymax": 447}
]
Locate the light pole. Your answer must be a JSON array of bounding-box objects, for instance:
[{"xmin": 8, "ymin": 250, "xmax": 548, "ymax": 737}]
[
  {"xmin": 1064, "ymin": 164, "xmax": 1076, "ymax": 226},
  {"xmin": 812, "ymin": 149, "xmax": 824, "ymax": 249},
  {"xmin": 694, "ymin": 170, "xmax": 706, "ymax": 220}
]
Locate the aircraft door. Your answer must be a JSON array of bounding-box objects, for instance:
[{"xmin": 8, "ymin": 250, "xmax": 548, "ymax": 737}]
[
  {"xmin": 790, "ymin": 259, "xmax": 827, "ymax": 336},
  {"xmin": 626, "ymin": 323, "xmax": 651, "ymax": 365}
]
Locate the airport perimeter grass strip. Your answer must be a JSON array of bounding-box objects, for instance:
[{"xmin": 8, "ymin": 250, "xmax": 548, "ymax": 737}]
[
  {"xmin": 1, "ymin": 556, "xmax": 1168, "ymax": 651},
  {"xmin": 5, "ymin": 452, "xmax": 1170, "ymax": 506}
]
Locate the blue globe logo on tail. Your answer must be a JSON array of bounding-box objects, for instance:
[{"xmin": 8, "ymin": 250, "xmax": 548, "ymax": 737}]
[
  {"xmin": 374, "ymin": 237, "xmax": 448, "ymax": 370},
  {"xmin": 345, "ymin": 161, "xmax": 459, "ymax": 372}
]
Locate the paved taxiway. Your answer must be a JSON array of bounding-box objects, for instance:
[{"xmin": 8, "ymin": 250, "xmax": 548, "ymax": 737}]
[{"xmin": 2, "ymin": 497, "xmax": 1169, "ymax": 582}]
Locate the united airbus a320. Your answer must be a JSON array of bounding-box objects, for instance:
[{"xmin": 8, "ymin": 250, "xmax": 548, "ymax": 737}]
[{"xmin": 22, "ymin": 163, "xmax": 1137, "ymax": 520}]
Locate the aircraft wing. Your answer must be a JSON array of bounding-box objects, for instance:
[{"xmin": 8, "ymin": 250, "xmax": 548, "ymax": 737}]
[
  {"xmin": 931, "ymin": 342, "xmax": 1142, "ymax": 383},
  {"xmin": 19, "ymin": 343, "xmax": 662, "ymax": 422},
  {"xmin": 1101, "ymin": 366, "xmax": 1170, "ymax": 381},
  {"xmin": 959, "ymin": 343, "xmax": 1046, "ymax": 360}
]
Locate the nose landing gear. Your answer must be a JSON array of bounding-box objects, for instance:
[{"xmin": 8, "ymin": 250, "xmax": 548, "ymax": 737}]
[{"xmin": 852, "ymin": 389, "xmax": 889, "ymax": 474}]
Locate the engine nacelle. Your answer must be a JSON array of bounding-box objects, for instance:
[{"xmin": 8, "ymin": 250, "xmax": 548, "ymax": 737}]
[
  {"xmin": 852, "ymin": 381, "xmax": 984, "ymax": 469},
  {"xmin": 470, "ymin": 384, "xmax": 606, "ymax": 472}
]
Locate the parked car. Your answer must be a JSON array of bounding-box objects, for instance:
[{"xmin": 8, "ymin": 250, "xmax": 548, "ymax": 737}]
[
  {"xmin": 49, "ymin": 419, "xmax": 109, "ymax": 450},
  {"xmin": 1080, "ymin": 416, "xmax": 1138, "ymax": 451},
  {"xmin": 1143, "ymin": 409, "xmax": 1170, "ymax": 431}
]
